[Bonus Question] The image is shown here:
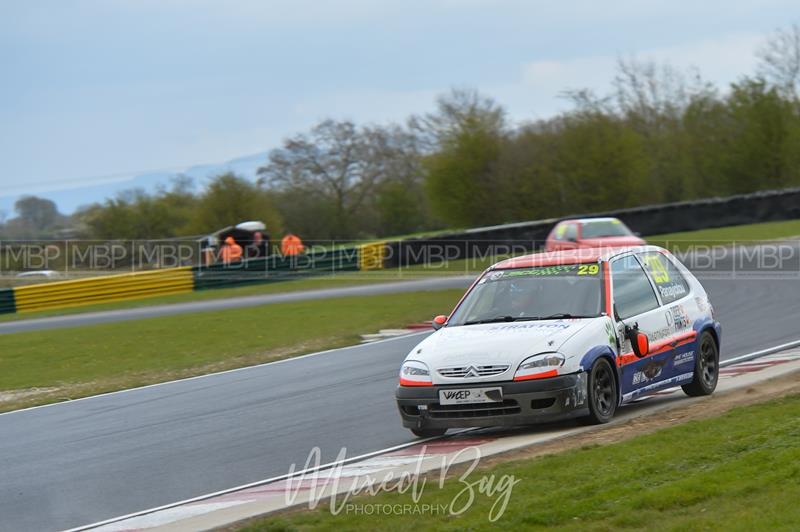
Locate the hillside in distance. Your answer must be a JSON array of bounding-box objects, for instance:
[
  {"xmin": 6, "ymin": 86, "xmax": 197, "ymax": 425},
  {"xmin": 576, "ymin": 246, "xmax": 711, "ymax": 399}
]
[{"xmin": 0, "ymin": 151, "xmax": 268, "ymax": 216}]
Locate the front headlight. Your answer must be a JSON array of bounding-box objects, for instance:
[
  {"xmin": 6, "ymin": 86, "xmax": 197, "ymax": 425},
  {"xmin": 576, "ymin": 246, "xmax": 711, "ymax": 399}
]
[
  {"xmin": 514, "ymin": 352, "xmax": 565, "ymax": 381},
  {"xmin": 399, "ymin": 360, "xmax": 432, "ymax": 386}
]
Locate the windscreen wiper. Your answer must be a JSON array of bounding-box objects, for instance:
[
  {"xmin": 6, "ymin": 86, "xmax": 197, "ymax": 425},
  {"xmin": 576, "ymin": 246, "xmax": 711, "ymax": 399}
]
[
  {"xmin": 463, "ymin": 316, "xmax": 540, "ymax": 325},
  {"xmin": 539, "ymin": 313, "xmax": 595, "ymax": 319}
]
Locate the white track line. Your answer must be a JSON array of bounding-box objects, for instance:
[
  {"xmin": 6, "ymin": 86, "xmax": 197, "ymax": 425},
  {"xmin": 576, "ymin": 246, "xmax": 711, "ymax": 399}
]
[
  {"xmin": 719, "ymin": 338, "xmax": 800, "ymax": 367},
  {"xmin": 65, "ymin": 337, "xmax": 800, "ymax": 532},
  {"xmin": 64, "ymin": 428, "xmax": 478, "ymax": 532},
  {"xmin": 0, "ymin": 330, "xmax": 431, "ymax": 419}
]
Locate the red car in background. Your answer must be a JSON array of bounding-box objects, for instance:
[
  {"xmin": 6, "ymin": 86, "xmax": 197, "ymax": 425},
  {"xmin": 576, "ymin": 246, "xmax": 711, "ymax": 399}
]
[{"xmin": 545, "ymin": 217, "xmax": 645, "ymax": 252}]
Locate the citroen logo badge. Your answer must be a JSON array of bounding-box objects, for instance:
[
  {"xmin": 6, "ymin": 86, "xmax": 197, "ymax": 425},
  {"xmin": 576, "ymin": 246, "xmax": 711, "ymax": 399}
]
[{"xmin": 465, "ymin": 365, "xmax": 479, "ymax": 378}]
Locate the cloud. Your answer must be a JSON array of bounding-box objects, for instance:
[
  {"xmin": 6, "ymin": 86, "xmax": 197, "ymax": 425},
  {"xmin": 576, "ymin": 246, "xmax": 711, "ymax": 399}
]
[
  {"xmin": 1, "ymin": 0, "xmax": 795, "ymax": 201},
  {"xmin": 489, "ymin": 32, "xmax": 764, "ymax": 121}
]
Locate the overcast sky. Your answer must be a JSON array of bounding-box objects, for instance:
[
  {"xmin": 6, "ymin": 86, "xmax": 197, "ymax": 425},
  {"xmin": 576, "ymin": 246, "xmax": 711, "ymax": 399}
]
[{"xmin": 1, "ymin": 0, "xmax": 797, "ymax": 200}]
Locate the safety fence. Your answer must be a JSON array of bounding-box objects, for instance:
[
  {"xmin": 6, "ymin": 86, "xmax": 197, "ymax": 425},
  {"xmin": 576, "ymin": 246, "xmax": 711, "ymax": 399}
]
[
  {"xmin": 12, "ymin": 267, "xmax": 194, "ymax": 313},
  {"xmin": 357, "ymin": 241, "xmax": 387, "ymax": 271},
  {"xmin": 3, "ymin": 187, "xmax": 799, "ymax": 316},
  {"xmin": 0, "ymin": 247, "xmax": 366, "ymax": 315}
]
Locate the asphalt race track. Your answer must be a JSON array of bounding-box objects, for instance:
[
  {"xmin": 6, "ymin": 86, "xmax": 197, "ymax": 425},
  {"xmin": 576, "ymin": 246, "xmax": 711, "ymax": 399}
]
[{"xmin": 1, "ymin": 243, "xmax": 799, "ymax": 531}]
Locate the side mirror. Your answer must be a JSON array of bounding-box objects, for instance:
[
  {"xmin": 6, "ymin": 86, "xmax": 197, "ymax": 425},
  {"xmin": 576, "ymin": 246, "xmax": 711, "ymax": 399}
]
[
  {"xmin": 625, "ymin": 323, "xmax": 649, "ymax": 358},
  {"xmin": 432, "ymin": 315, "xmax": 448, "ymax": 330},
  {"xmin": 634, "ymin": 332, "xmax": 649, "ymax": 358}
]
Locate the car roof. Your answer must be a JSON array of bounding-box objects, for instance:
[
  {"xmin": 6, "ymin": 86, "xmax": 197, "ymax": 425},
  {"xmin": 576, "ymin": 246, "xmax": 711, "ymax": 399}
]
[
  {"xmin": 491, "ymin": 245, "xmax": 664, "ymax": 269},
  {"xmin": 557, "ymin": 216, "xmax": 622, "ymax": 225},
  {"xmin": 16, "ymin": 270, "xmax": 58, "ymax": 276}
]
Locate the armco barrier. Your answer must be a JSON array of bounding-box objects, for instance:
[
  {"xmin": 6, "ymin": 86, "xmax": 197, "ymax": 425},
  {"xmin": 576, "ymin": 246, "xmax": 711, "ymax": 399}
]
[
  {"xmin": 13, "ymin": 267, "xmax": 194, "ymax": 313},
  {"xmin": 193, "ymin": 247, "xmax": 361, "ymax": 290},
  {"xmin": 586, "ymin": 187, "xmax": 800, "ymax": 236},
  {"xmin": 384, "ymin": 187, "xmax": 800, "ymax": 267},
  {"xmin": 4, "ymin": 247, "xmax": 362, "ymax": 315},
  {"xmin": 386, "ymin": 221, "xmax": 554, "ymax": 268},
  {"xmin": 0, "ymin": 288, "xmax": 15, "ymax": 315}
]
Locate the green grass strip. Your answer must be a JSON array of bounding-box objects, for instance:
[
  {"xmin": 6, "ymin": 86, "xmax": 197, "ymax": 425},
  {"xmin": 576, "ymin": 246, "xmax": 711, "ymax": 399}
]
[
  {"xmin": 245, "ymin": 393, "xmax": 800, "ymax": 531},
  {"xmin": 0, "ymin": 289, "xmax": 462, "ymax": 411}
]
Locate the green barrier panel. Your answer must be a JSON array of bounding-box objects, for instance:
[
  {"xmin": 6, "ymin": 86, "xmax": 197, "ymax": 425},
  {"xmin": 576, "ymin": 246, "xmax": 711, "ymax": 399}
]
[
  {"xmin": 192, "ymin": 248, "xmax": 360, "ymax": 291},
  {"xmin": 0, "ymin": 288, "xmax": 16, "ymax": 314}
]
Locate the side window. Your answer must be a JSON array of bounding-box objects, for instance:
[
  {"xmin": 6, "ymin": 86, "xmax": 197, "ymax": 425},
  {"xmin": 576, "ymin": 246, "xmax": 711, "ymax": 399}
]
[
  {"xmin": 639, "ymin": 252, "xmax": 690, "ymax": 304},
  {"xmin": 564, "ymin": 223, "xmax": 577, "ymax": 241},
  {"xmin": 611, "ymin": 255, "xmax": 659, "ymax": 320},
  {"xmin": 553, "ymin": 223, "xmax": 567, "ymax": 241}
]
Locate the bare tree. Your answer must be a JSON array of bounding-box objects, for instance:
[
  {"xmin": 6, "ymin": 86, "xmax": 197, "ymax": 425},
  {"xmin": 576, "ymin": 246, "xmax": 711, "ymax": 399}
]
[
  {"xmin": 558, "ymin": 87, "xmax": 614, "ymax": 115},
  {"xmin": 408, "ymin": 88, "xmax": 506, "ymax": 151},
  {"xmin": 258, "ymin": 119, "xmax": 419, "ymax": 236},
  {"xmin": 614, "ymin": 58, "xmax": 703, "ymax": 120},
  {"xmin": 757, "ymin": 23, "xmax": 800, "ymax": 98}
]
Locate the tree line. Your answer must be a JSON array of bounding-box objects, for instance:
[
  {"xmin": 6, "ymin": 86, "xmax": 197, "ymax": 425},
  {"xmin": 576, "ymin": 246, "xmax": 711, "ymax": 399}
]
[{"xmin": 2, "ymin": 24, "xmax": 799, "ymax": 242}]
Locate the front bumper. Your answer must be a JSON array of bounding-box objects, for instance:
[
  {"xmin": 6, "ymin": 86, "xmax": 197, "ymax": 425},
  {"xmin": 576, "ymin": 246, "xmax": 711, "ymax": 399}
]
[{"xmin": 396, "ymin": 372, "xmax": 589, "ymax": 430}]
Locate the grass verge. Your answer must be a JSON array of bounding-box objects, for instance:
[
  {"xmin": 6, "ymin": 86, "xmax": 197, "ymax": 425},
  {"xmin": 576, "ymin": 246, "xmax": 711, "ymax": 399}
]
[
  {"xmin": 0, "ymin": 288, "xmax": 462, "ymax": 412},
  {"xmin": 0, "ymin": 267, "xmax": 477, "ymax": 324},
  {"xmin": 242, "ymin": 391, "xmax": 800, "ymax": 531}
]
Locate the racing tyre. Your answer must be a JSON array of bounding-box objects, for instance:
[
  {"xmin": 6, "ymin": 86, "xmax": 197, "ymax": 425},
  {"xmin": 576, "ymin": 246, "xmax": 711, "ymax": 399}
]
[
  {"xmin": 582, "ymin": 358, "xmax": 618, "ymax": 425},
  {"xmin": 410, "ymin": 427, "xmax": 447, "ymax": 438},
  {"xmin": 682, "ymin": 331, "xmax": 719, "ymax": 397}
]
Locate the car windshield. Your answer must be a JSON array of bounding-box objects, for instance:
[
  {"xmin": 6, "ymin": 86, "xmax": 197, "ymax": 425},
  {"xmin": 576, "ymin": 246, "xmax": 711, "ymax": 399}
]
[
  {"xmin": 581, "ymin": 220, "xmax": 632, "ymax": 238},
  {"xmin": 448, "ymin": 264, "xmax": 604, "ymax": 326}
]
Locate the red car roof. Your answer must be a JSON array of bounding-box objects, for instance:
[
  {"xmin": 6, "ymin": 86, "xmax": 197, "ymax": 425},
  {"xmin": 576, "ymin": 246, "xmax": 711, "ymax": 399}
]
[{"xmin": 493, "ymin": 248, "xmax": 609, "ymax": 269}]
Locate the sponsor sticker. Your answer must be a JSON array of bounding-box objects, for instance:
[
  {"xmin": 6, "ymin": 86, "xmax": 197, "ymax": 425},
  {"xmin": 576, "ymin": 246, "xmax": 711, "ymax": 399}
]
[
  {"xmin": 673, "ymin": 351, "xmax": 695, "ymax": 367},
  {"xmin": 642, "ymin": 254, "xmax": 671, "ymax": 284},
  {"xmin": 632, "ymin": 359, "xmax": 667, "ymax": 385},
  {"xmin": 658, "ymin": 283, "xmax": 687, "ymax": 300},
  {"xmin": 439, "ymin": 387, "xmax": 503, "ymax": 405},
  {"xmin": 651, "ymin": 324, "xmax": 674, "ymax": 341},
  {"xmin": 669, "ymin": 304, "xmax": 691, "ymax": 330},
  {"xmin": 489, "ymin": 322, "xmax": 571, "ymax": 331},
  {"xmin": 498, "ymin": 264, "xmax": 600, "ymax": 278}
]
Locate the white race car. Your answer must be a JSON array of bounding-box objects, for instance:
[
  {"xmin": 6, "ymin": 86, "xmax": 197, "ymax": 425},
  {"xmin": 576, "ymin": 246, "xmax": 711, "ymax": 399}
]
[{"xmin": 396, "ymin": 246, "xmax": 721, "ymax": 437}]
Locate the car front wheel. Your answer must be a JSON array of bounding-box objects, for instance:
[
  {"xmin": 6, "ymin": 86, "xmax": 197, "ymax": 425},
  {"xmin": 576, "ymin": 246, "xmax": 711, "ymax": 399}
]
[
  {"xmin": 681, "ymin": 331, "xmax": 719, "ymax": 397},
  {"xmin": 582, "ymin": 358, "xmax": 618, "ymax": 424}
]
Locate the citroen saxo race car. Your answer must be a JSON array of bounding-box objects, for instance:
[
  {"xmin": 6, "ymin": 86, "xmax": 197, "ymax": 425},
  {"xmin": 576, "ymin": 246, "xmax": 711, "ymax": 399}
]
[{"xmin": 396, "ymin": 246, "xmax": 721, "ymax": 437}]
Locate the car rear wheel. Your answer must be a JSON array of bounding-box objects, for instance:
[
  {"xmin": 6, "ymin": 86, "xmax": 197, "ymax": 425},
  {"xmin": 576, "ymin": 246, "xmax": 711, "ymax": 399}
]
[
  {"xmin": 582, "ymin": 358, "xmax": 617, "ymax": 424},
  {"xmin": 682, "ymin": 331, "xmax": 719, "ymax": 397},
  {"xmin": 410, "ymin": 427, "xmax": 447, "ymax": 438}
]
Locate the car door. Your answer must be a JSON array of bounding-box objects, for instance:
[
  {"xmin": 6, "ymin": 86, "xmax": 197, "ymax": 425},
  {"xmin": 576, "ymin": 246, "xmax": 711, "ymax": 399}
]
[
  {"xmin": 637, "ymin": 250, "xmax": 698, "ymax": 387},
  {"xmin": 610, "ymin": 254, "xmax": 677, "ymax": 402}
]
